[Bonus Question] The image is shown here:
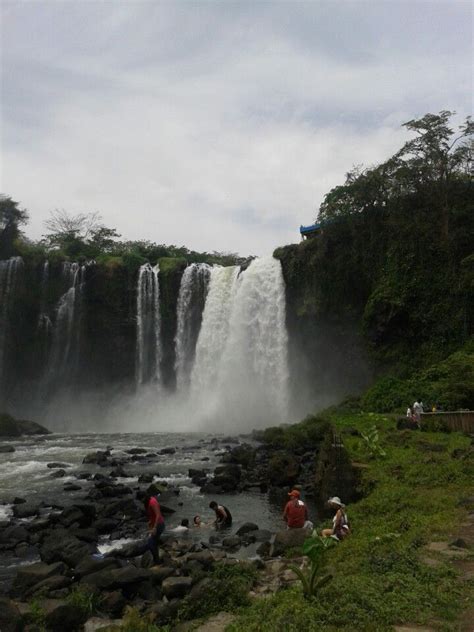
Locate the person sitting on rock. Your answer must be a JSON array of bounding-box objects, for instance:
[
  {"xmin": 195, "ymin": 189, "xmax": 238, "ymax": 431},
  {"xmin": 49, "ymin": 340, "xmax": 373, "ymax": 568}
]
[
  {"xmin": 321, "ymin": 496, "xmax": 350, "ymax": 540},
  {"xmin": 209, "ymin": 501, "xmax": 232, "ymax": 529},
  {"xmin": 283, "ymin": 489, "xmax": 309, "ymax": 529}
]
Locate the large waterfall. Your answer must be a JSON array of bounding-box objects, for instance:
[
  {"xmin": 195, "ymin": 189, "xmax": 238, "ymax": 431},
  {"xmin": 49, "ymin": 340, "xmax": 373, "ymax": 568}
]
[
  {"xmin": 174, "ymin": 263, "xmax": 211, "ymax": 389},
  {"xmin": 189, "ymin": 257, "xmax": 289, "ymax": 427},
  {"xmin": 46, "ymin": 262, "xmax": 86, "ymax": 383},
  {"xmin": 136, "ymin": 263, "xmax": 162, "ymax": 386},
  {"xmin": 0, "ymin": 257, "xmax": 23, "ymax": 385}
]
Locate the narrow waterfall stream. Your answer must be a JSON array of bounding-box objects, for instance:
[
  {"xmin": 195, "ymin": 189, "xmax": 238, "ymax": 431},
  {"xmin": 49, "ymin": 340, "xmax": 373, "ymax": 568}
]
[{"xmin": 136, "ymin": 263, "xmax": 162, "ymax": 386}]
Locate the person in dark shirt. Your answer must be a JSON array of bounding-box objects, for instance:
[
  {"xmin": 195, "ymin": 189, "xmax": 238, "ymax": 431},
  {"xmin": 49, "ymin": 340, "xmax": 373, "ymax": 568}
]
[{"xmin": 209, "ymin": 501, "xmax": 232, "ymax": 529}]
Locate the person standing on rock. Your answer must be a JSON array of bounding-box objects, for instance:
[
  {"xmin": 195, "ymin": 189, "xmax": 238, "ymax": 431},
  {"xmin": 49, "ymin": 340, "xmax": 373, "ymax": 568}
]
[
  {"xmin": 144, "ymin": 492, "xmax": 165, "ymax": 564},
  {"xmin": 283, "ymin": 489, "xmax": 309, "ymax": 529},
  {"xmin": 209, "ymin": 501, "xmax": 232, "ymax": 529}
]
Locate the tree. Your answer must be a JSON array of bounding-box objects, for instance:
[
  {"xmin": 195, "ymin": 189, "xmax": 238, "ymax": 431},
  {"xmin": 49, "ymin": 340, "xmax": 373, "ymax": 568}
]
[
  {"xmin": 43, "ymin": 209, "xmax": 102, "ymax": 241},
  {"xmin": 0, "ymin": 195, "xmax": 29, "ymax": 258}
]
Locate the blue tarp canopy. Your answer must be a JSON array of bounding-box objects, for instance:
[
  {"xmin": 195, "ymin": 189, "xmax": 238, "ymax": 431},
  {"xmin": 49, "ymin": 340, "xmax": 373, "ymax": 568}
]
[{"xmin": 299, "ymin": 222, "xmax": 322, "ymax": 235}]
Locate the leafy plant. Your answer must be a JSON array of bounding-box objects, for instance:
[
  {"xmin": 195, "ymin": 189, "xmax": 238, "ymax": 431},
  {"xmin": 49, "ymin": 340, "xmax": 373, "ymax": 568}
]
[
  {"xmin": 360, "ymin": 425, "xmax": 386, "ymax": 458},
  {"xmin": 287, "ymin": 535, "xmax": 336, "ymax": 599},
  {"xmin": 66, "ymin": 584, "xmax": 102, "ymax": 617}
]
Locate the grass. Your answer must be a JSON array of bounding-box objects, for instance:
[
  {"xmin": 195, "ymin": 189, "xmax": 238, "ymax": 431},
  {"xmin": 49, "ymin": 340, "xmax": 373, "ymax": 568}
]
[{"xmin": 227, "ymin": 409, "xmax": 473, "ymax": 632}]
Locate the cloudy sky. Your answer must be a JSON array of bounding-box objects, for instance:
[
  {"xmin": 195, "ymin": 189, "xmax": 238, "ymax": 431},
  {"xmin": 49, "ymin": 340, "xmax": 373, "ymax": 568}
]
[{"xmin": 1, "ymin": 1, "xmax": 472, "ymax": 256}]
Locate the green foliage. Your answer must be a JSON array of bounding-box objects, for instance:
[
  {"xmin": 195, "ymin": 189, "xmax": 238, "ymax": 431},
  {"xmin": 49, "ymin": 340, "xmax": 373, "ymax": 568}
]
[
  {"xmin": 66, "ymin": 584, "xmax": 102, "ymax": 617},
  {"xmin": 27, "ymin": 598, "xmax": 47, "ymax": 630},
  {"xmin": 360, "ymin": 425, "xmax": 386, "ymax": 458},
  {"xmin": 0, "ymin": 195, "xmax": 29, "ymax": 258},
  {"xmin": 110, "ymin": 606, "xmax": 170, "ymax": 632},
  {"xmin": 288, "ymin": 535, "xmax": 336, "ymax": 598},
  {"xmin": 362, "ymin": 340, "xmax": 474, "ymax": 412},
  {"xmin": 229, "ymin": 410, "xmax": 473, "ymax": 631},
  {"xmin": 255, "ymin": 415, "xmax": 330, "ymax": 451},
  {"xmin": 178, "ymin": 562, "xmax": 257, "ymax": 622}
]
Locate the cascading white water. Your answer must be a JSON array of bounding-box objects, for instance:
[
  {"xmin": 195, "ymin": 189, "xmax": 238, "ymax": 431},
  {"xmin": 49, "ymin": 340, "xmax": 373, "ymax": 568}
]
[
  {"xmin": 136, "ymin": 263, "xmax": 162, "ymax": 386},
  {"xmin": 188, "ymin": 256, "xmax": 289, "ymax": 429},
  {"xmin": 174, "ymin": 263, "xmax": 211, "ymax": 389},
  {"xmin": 47, "ymin": 262, "xmax": 86, "ymax": 381},
  {"xmin": 190, "ymin": 265, "xmax": 240, "ymax": 394},
  {"xmin": 0, "ymin": 257, "xmax": 23, "ymax": 384},
  {"xmin": 38, "ymin": 261, "xmax": 52, "ymax": 333}
]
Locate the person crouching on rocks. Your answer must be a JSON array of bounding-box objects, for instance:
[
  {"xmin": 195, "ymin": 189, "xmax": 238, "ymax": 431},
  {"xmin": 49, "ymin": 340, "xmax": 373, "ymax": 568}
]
[
  {"xmin": 283, "ymin": 489, "xmax": 309, "ymax": 529},
  {"xmin": 143, "ymin": 492, "xmax": 165, "ymax": 564},
  {"xmin": 209, "ymin": 501, "xmax": 232, "ymax": 529},
  {"xmin": 321, "ymin": 496, "xmax": 350, "ymax": 540}
]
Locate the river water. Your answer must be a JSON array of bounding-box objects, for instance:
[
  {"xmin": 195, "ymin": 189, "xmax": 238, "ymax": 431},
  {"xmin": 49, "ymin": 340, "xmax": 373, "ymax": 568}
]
[{"xmin": 0, "ymin": 431, "xmax": 314, "ymax": 588}]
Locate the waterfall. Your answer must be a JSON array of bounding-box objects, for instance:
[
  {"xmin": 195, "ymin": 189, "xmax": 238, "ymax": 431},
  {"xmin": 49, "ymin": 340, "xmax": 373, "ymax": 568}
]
[
  {"xmin": 174, "ymin": 263, "xmax": 211, "ymax": 389},
  {"xmin": 46, "ymin": 262, "xmax": 86, "ymax": 382},
  {"xmin": 38, "ymin": 261, "xmax": 52, "ymax": 334},
  {"xmin": 190, "ymin": 265, "xmax": 240, "ymax": 393},
  {"xmin": 0, "ymin": 257, "xmax": 23, "ymax": 384},
  {"xmin": 190, "ymin": 256, "xmax": 289, "ymax": 427},
  {"xmin": 136, "ymin": 263, "xmax": 162, "ymax": 386}
]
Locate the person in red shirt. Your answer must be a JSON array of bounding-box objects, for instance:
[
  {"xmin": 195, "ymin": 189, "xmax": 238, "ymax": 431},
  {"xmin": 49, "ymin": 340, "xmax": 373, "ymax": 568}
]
[
  {"xmin": 283, "ymin": 489, "xmax": 309, "ymax": 529},
  {"xmin": 144, "ymin": 492, "xmax": 165, "ymax": 564}
]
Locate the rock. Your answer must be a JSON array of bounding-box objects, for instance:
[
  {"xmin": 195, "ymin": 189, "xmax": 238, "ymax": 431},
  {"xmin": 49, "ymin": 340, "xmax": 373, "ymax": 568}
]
[
  {"xmin": 82, "ymin": 565, "xmax": 151, "ymax": 590},
  {"xmin": 83, "ymin": 450, "xmax": 110, "ymax": 465},
  {"xmin": 162, "ymin": 575, "xmax": 193, "ymax": 598},
  {"xmin": 25, "ymin": 573, "xmax": 72, "ymax": 597},
  {"xmin": 0, "ymin": 413, "xmax": 50, "ymax": 437},
  {"xmin": 50, "ymin": 469, "xmax": 66, "ymax": 478},
  {"xmin": 138, "ymin": 473, "xmax": 155, "ymax": 483},
  {"xmin": 13, "ymin": 496, "xmax": 26, "ymax": 504},
  {"xmin": 222, "ymin": 535, "xmax": 241, "ymax": 549},
  {"xmin": 47, "ymin": 462, "xmax": 70, "ymax": 469},
  {"xmin": 84, "ymin": 617, "xmax": 123, "ymax": 632},
  {"xmin": 40, "ymin": 532, "xmax": 96, "ymax": 567},
  {"xmin": 94, "ymin": 518, "xmax": 119, "ymax": 534},
  {"xmin": 109, "ymin": 466, "xmax": 130, "ymax": 478},
  {"xmin": 126, "ymin": 448, "xmax": 147, "ymax": 454},
  {"xmin": 0, "ymin": 444, "xmax": 15, "ymax": 453},
  {"xmin": 236, "ymin": 522, "xmax": 259, "ymax": 536},
  {"xmin": 188, "ymin": 468, "xmax": 207, "ymax": 478},
  {"xmin": 100, "ymin": 590, "xmax": 126, "ymax": 617},
  {"xmin": 256, "ymin": 541, "xmax": 271, "ymax": 557},
  {"xmin": 200, "ymin": 482, "xmax": 224, "ymax": 494},
  {"xmin": 267, "ymin": 453, "xmax": 300, "ymax": 487},
  {"xmin": 11, "ymin": 561, "xmax": 66, "ymax": 597},
  {"xmin": 13, "ymin": 503, "xmax": 39, "ymax": 519},
  {"xmin": 450, "ymin": 538, "xmax": 471, "ymax": 549},
  {"xmin": 189, "ymin": 576, "xmax": 213, "ymax": 601},
  {"xmin": 252, "ymin": 529, "xmax": 273, "ymax": 542},
  {"xmin": 158, "ymin": 447, "xmax": 176, "ymax": 455},
  {"xmin": 43, "ymin": 600, "xmax": 88, "ymax": 632},
  {"xmin": 186, "ymin": 550, "xmax": 216, "ymax": 569},
  {"xmin": 0, "ymin": 596, "xmax": 22, "ymax": 632},
  {"xmin": 59, "ymin": 505, "xmax": 94, "ymax": 528},
  {"xmin": 74, "ymin": 556, "xmax": 122, "ymax": 578},
  {"xmin": 270, "ymin": 528, "xmax": 310, "ymax": 556},
  {"xmin": 64, "ymin": 483, "xmax": 82, "ymax": 492},
  {"xmin": 149, "ymin": 565, "xmax": 176, "ymax": 582},
  {"xmin": 0, "ymin": 523, "xmax": 29, "ymax": 544}
]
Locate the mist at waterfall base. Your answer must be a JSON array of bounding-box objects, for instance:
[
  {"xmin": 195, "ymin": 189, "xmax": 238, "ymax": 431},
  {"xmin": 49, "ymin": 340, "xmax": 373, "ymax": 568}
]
[{"xmin": 29, "ymin": 257, "xmax": 291, "ymax": 433}]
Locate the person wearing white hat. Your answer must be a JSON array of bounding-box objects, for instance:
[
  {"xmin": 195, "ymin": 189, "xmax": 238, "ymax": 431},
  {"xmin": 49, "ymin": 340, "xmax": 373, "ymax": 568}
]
[{"xmin": 321, "ymin": 496, "xmax": 350, "ymax": 540}]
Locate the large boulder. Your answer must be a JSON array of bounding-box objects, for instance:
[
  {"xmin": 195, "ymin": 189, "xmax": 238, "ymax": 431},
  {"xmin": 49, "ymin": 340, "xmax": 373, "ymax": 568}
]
[
  {"xmin": 82, "ymin": 565, "xmax": 151, "ymax": 590},
  {"xmin": 161, "ymin": 575, "xmax": 192, "ymax": 598},
  {"xmin": 0, "ymin": 596, "xmax": 22, "ymax": 631},
  {"xmin": 11, "ymin": 561, "xmax": 66, "ymax": 597},
  {"xmin": 267, "ymin": 453, "xmax": 300, "ymax": 487},
  {"xmin": 83, "ymin": 450, "xmax": 110, "ymax": 465},
  {"xmin": 270, "ymin": 528, "xmax": 310, "ymax": 556},
  {"xmin": 236, "ymin": 522, "xmax": 259, "ymax": 536},
  {"xmin": 40, "ymin": 532, "xmax": 96, "ymax": 567},
  {"xmin": 43, "ymin": 599, "xmax": 88, "ymax": 632},
  {"xmin": 0, "ymin": 413, "xmax": 50, "ymax": 437}
]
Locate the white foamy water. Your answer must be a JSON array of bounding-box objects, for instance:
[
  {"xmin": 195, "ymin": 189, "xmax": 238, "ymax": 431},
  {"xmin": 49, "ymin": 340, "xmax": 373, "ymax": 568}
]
[
  {"xmin": 98, "ymin": 537, "xmax": 138, "ymax": 555},
  {"xmin": 0, "ymin": 504, "xmax": 13, "ymax": 521}
]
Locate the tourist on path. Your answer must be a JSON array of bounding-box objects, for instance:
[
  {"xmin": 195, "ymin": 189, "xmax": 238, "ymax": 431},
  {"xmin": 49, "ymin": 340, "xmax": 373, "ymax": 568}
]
[
  {"xmin": 283, "ymin": 489, "xmax": 309, "ymax": 529},
  {"xmin": 321, "ymin": 496, "xmax": 350, "ymax": 540},
  {"xmin": 209, "ymin": 501, "xmax": 232, "ymax": 529}
]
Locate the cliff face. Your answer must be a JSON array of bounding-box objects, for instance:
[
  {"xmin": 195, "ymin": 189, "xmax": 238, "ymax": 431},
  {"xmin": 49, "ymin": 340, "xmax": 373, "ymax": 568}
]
[{"xmin": 1, "ymin": 256, "xmax": 187, "ymax": 410}]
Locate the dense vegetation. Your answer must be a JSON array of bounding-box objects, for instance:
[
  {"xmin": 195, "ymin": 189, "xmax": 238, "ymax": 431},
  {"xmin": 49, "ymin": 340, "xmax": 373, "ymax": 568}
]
[
  {"xmin": 229, "ymin": 408, "xmax": 474, "ymax": 631},
  {"xmin": 0, "ymin": 201, "xmax": 247, "ymax": 269},
  {"xmin": 276, "ymin": 111, "xmax": 473, "ymax": 411}
]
